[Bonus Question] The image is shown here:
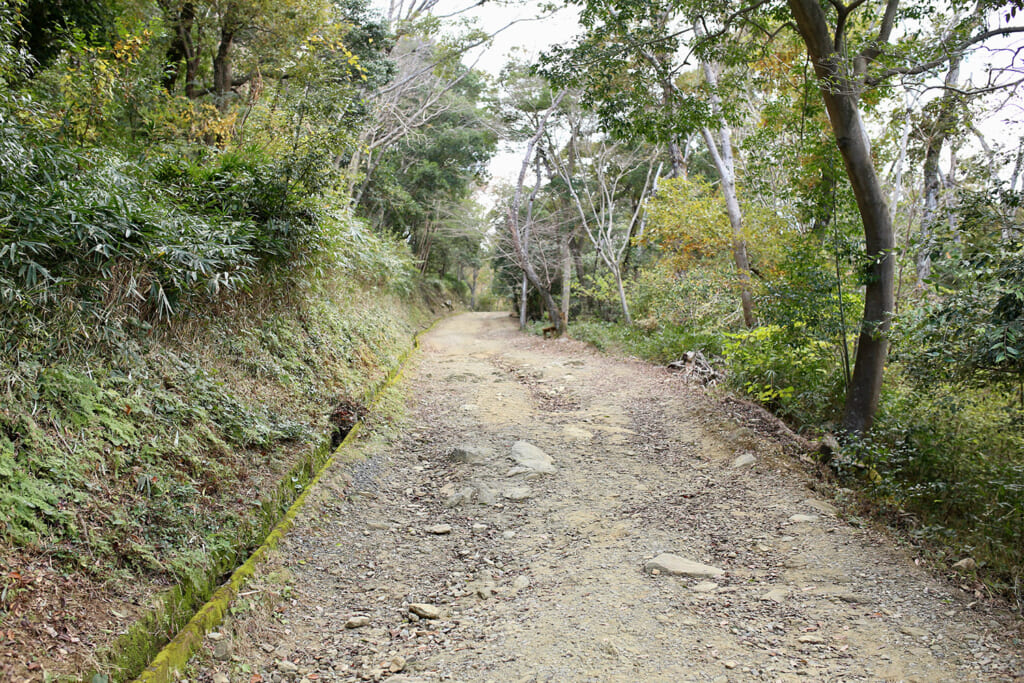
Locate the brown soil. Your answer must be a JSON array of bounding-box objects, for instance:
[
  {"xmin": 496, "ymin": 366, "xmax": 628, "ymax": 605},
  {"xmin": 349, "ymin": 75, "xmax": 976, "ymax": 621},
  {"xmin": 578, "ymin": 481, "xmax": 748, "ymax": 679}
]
[{"xmin": 180, "ymin": 312, "xmax": 1023, "ymax": 682}]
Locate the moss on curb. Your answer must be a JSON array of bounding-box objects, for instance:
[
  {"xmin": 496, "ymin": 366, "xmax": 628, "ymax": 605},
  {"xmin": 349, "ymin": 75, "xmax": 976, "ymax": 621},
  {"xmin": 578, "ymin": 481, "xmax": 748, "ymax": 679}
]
[{"xmin": 85, "ymin": 316, "xmax": 441, "ymax": 683}]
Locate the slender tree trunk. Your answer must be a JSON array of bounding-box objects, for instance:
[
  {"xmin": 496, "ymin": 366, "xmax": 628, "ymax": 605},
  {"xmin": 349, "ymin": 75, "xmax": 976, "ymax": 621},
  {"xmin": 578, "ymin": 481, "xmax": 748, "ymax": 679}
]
[
  {"xmin": 613, "ymin": 266, "xmax": 632, "ymax": 325},
  {"xmin": 693, "ymin": 35, "xmax": 755, "ymax": 328},
  {"xmin": 788, "ymin": 0, "xmax": 896, "ymax": 434},
  {"xmin": 918, "ymin": 57, "xmax": 961, "ymax": 285},
  {"xmin": 519, "ymin": 273, "xmax": 529, "ymax": 328},
  {"xmin": 560, "ymin": 232, "xmax": 572, "ymax": 328},
  {"xmin": 470, "ymin": 267, "xmax": 479, "ymax": 310},
  {"xmin": 701, "ymin": 127, "xmax": 756, "ymax": 328},
  {"xmin": 509, "ymin": 92, "xmax": 567, "ymax": 335}
]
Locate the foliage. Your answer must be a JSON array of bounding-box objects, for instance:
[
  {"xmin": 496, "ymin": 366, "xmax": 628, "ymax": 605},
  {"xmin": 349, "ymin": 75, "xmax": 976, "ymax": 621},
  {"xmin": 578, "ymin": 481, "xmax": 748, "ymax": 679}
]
[
  {"xmin": 641, "ymin": 176, "xmax": 733, "ymax": 266},
  {"xmin": 0, "ymin": 275, "xmax": 424, "ymax": 574},
  {"xmin": 845, "ymin": 382, "xmax": 1024, "ymax": 598},
  {"xmin": 723, "ymin": 324, "xmax": 845, "ymax": 423}
]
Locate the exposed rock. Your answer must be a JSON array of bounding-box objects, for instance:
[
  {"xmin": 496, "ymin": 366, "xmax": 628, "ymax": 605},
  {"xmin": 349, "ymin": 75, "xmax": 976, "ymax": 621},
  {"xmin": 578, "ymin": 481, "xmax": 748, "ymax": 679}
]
[
  {"xmin": 448, "ymin": 445, "xmax": 492, "ymax": 464},
  {"xmin": 502, "ymin": 486, "xmax": 533, "ymax": 501},
  {"xmin": 563, "ymin": 425, "xmax": 593, "ymax": 441},
  {"xmin": 788, "ymin": 514, "xmax": 820, "ymax": 524},
  {"xmin": 802, "ymin": 498, "xmax": 838, "ymax": 515},
  {"xmin": 344, "ymin": 616, "xmax": 370, "ymax": 629},
  {"xmin": 212, "ymin": 638, "xmax": 232, "ymax": 661},
  {"xmin": 644, "ymin": 554, "xmax": 724, "ymax": 578},
  {"xmin": 477, "ymin": 486, "xmax": 499, "ymax": 505},
  {"xmin": 798, "ymin": 634, "xmax": 826, "ymax": 644},
  {"xmin": 510, "ymin": 441, "xmax": 556, "ymax": 474},
  {"xmin": 444, "ymin": 487, "xmax": 476, "ymax": 507},
  {"xmin": 426, "ymin": 524, "xmax": 452, "ymax": 535},
  {"xmin": 761, "ymin": 587, "xmax": 790, "ymax": 603},
  {"xmin": 389, "ymin": 656, "xmax": 407, "ymax": 673},
  {"xmin": 691, "ymin": 581, "xmax": 719, "ymax": 593},
  {"xmin": 409, "ymin": 603, "xmax": 441, "ymax": 619},
  {"xmin": 731, "ymin": 453, "xmax": 756, "ymax": 468},
  {"xmin": 901, "ymin": 625, "xmax": 930, "ymax": 638}
]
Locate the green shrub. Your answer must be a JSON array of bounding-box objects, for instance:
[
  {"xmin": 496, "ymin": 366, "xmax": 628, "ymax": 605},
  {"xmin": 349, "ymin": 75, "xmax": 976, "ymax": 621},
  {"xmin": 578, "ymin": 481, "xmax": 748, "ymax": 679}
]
[
  {"xmin": 722, "ymin": 324, "xmax": 845, "ymax": 424},
  {"xmin": 845, "ymin": 382, "xmax": 1024, "ymax": 596}
]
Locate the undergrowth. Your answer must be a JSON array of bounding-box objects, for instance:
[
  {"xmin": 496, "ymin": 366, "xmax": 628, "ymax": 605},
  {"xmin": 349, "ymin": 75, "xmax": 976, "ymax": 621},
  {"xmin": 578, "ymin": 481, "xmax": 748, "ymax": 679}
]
[{"xmin": 559, "ymin": 315, "xmax": 1024, "ymax": 609}]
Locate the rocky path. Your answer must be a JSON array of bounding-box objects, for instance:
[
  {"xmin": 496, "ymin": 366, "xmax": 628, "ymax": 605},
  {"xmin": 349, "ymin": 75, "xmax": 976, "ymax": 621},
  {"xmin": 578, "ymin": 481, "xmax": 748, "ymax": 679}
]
[{"xmin": 186, "ymin": 312, "xmax": 1023, "ymax": 682}]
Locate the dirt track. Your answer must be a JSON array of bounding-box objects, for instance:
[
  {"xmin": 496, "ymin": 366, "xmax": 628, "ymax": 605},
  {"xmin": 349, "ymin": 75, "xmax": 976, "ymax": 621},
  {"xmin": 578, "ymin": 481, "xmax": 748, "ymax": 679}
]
[{"xmin": 186, "ymin": 312, "xmax": 1023, "ymax": 682}]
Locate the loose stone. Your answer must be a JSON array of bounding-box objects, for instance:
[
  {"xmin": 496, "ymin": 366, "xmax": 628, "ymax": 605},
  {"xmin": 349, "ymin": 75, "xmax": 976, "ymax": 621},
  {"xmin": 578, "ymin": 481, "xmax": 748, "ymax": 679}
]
[
  {"xmin": 644, "ymin": 554, "xmax": 724, "ymax": 578},
  {"xmin": 788, "ymin": 514, "xmax": 820, "ymax": 524},
  {"xmin": 510, "ymin": 441, "xmax": 557, "ymax": 474},
  {"xmin": 409, "ymin": 603, "xmax": 441, "ymax": 619}
]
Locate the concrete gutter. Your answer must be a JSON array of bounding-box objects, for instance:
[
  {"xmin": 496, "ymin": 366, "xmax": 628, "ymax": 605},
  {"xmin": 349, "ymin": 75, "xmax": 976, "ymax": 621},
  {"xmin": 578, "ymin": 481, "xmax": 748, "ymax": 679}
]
[{"xmin": 129, "ymin": 317, "xmax": 440, "ymax": 683}]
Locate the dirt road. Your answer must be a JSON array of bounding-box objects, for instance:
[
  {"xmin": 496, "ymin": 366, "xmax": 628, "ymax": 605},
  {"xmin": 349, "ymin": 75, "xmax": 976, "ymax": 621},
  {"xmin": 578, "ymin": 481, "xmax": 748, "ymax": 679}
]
[{"xmin": 187, "ymin": 312, "xmax": 1022, "ymax": 682}]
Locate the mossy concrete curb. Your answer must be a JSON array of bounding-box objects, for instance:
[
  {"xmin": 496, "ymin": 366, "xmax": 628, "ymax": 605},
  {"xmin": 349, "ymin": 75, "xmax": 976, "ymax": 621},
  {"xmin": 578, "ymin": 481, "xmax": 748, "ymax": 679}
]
[{"xmin": 126, "ymin": 317, "xmax": 442, "ymax": 683}]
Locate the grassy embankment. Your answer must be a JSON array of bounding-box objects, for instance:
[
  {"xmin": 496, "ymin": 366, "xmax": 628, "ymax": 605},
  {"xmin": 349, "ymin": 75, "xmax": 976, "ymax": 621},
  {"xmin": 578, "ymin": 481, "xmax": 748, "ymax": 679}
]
[{"xmin": 0, "ymin": 270, "xmax": 456, "ymax": 680}]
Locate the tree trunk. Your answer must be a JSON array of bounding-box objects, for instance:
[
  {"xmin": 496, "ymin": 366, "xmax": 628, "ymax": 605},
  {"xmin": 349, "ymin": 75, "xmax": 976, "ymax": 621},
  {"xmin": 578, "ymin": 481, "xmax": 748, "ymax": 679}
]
[
  {"xmin": 508, "ymin": 92, "xmax": 566, "ymax": 335},
  {"xmin": 693, "ymin": 38, "xmax": 755, "ymax": 328},
  {"xmin": 213, "ymin": 23, "xmax": 235, "ymax": 111},
  {"xmin": 917, "ymin": 58, "xmax": 961, "ymax": 285},
  {"xmin": 613, "ymin": 266, "xmax": 632, "ymax": 325},
  {"xmin": 788, "ymin": 0, "xmax": 895, "ymax": 434},
  {"xmin": 560, "ymin": 232, "xmax": 572, "ymax": 328},
  {"xmin": 700, "ymin": 127, "xmax": 756, "ymax": 328},
  {"xmin": 519, "ymin": 273, "xmax": 528, "ymax": 329}
]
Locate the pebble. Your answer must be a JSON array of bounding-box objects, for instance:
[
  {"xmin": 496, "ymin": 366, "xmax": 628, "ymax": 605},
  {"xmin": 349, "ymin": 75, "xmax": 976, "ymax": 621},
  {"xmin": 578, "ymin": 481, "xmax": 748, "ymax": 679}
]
[
  {"xmin": 953, "ymin": 557, "xmax": 977, "ymax": 571},
  {"xmin": 409, "ymin": 603, "xmax": 441, "ymax": 619},
  {"xmin": 427, "ymin": 524, "xmax": 453, "ymax": 534},
  {"xmin": 644, "ymin": 554, "xmax": 724, "ymax": 578},
  {"xmin": 798, "ymin": 635, "xmax": 826, "ymax": 644},
  {"xmin": 692, "ymin": 581, "xmax": 719, "ymax": 593},
  {"xmin": 344, "ymin": 616, "xmax": 371, "ymax": 629},
  {"xmin": 512, "ymin": 575, "xmax": 531, "ymax": 590},
  {"xmin": 277, "ymin": 659, "xmax": 299, "ymax": 672},
  {"xmin": 212, "ymin": 675, "xmax": 229, "ymax": 683},
  {"xmin": 261, "ymin": 643, "xmax": 275, "ymax": 653}
]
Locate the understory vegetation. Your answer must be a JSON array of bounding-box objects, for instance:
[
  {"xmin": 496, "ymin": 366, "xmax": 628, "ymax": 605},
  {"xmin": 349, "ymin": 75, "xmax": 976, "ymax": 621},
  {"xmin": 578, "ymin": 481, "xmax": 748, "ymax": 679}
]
[
  {"xmin": 495, "ymin": 1, "xmax": 1024, "ymax": 605},
  {"xmin": 0, "ymin": 0, "xmax": 487, "ymax": 676}
]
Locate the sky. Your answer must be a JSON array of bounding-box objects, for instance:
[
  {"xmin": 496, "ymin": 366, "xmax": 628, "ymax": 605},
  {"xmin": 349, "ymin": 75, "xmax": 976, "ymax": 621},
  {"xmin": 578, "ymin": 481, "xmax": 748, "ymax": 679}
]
[{"xmin": 370, "ymin": 1, "xmax": 1024, "ymax": 192}]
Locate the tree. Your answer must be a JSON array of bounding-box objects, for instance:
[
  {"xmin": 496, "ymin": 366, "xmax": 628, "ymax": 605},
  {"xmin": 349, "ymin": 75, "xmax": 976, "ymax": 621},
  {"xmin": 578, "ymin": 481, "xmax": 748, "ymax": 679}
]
[
  {"xmin": 539, "ymin": 2, "xmax": 759, "ymax": 328},
  {"xmin": 782, "ymin": 0, "xmax": 1024, "ymax": 432},
  {"xmin": 505, "ymin": 90, "xmax": 568, "ymax": 335},
  {"xmin": 549, "ymin": 102, "xmax": 660, "ymax": 324}
]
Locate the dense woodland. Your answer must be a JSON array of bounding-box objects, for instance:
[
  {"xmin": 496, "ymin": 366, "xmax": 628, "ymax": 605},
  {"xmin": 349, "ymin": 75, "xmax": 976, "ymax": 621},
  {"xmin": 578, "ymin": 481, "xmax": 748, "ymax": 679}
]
[{"xmin": 0, "ymin": 0, "xmax": 1022, "ymax": 674}]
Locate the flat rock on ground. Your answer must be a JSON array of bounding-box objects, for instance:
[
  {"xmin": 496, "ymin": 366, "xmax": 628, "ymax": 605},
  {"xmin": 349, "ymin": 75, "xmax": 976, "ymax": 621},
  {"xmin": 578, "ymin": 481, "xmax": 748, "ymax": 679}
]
[{"xmin": 186, "ymin": 312, "xmax": 1023, "ymax": 683}]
